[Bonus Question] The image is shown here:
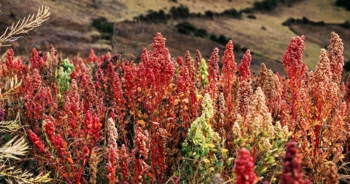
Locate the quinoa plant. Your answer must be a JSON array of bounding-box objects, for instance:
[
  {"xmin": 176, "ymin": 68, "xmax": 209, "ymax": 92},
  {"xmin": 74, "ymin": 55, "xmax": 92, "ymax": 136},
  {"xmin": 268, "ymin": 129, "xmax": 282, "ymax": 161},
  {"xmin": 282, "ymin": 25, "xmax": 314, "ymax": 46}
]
[
  {"xmin": 0, "ymin": 13, "xmax": 349, "ymax": 183},
  {"xmin": 180, "ymin": 93, "xmax": 225, "ymax": 183}
]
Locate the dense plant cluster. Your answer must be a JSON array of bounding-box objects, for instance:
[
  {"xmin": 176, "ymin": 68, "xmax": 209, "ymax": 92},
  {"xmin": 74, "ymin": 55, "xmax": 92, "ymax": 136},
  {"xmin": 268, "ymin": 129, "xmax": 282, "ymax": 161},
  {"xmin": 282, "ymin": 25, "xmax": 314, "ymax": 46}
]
[
  {"xmin": 0, "ymin": 31, "xmax": 349, "ymax": 183},
  {"xmin": 134, "ymin": 5, "xmax": 242, "ymax": 24}
]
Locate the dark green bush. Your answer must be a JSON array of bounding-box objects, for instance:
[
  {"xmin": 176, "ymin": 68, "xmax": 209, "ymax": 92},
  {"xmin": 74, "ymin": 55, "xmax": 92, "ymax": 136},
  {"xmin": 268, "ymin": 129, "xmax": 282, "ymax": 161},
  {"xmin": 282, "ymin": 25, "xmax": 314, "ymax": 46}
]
[
  {"xmin": 247, "ymin": 14, "xmax": 257, "ymax": 19},
  {"xmin": 343, "ymin": 60, "xmax": 350, "ymax": 71},
  {"xmin": 169, "ymin": 6, "xmax": 179, "ymax": 18},
  {"xmin": 175, "ymin": 22, "xmax": 233, "ymax": 47},
  {"xmin": 205, "ymin": 10, "xmax": 214, "ymax": 19},
  {"xmin": 282, "ymin": 17, "xmax": 295, "ymax": 26},
  {"xmin": 222, "ymin": 9, "xmax": 242, "ymax": 18},
  {"xmin": 192, "ymin": 12, "xmax": 203, "ymax": 18},
  {"xmin": 209, "ymin": 34, "xmax": 218, "ymax": 42},
  {"xmin": 178, "ymin": 5, "xmax": 190, "ymax": 18},
  {"xmin": 176, "ymin": 21, "xmax": 197, "ymax": 35},
  {"xmin": 234, "ymin": 43, "xmax": 241, "ymax": 51},
  {"xmin": 253, "ymin": 0, "xmax": 278, "ymax": 11},
  {"xmin": 91, "ymin": 17, "xmax": 114, "ymax": 33},
  {"xmin": 194, "ymin": 29, "xmax": 208, "ymax": 38},
  {"xmin": 341, "ymin": 21, "xmax": 350, "ymax": 29},
  {"xmin": 157, "ymin": 10, "xmax": 167, "ymax": 22},
  {"xmin": 137, "ymin": 10, "xmax": 167, "ymax": 23},
  {"xmin": 241, "ymin": 47, "xmax": 249, "ymax": 52},
  {"xmin": 282, "ymin": 17, "xmax": 327, "ymax": 27},
  {"xmin": 301, "ymin": 16, "xmax": 310, "ymax": 24},
  {"xmin": 241, "ymin": 8, "xmax": 254, "ymax": 14},
  {"xmin": 217, "ymin": 34, "xmax": 230, "ymax": 45},
  {"xmin": 209, "ymin": 34, "xmax": 231, "ymax": 45},
  {"xmin": 170, "ymin": 5, "xmax": 190, "ymax": 19}
]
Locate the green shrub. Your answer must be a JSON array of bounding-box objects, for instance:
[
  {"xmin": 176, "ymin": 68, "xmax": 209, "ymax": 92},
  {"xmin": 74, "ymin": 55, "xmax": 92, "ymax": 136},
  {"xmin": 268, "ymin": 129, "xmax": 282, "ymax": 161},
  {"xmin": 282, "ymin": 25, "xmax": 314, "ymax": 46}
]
[
  {"xmin": 139, "ymin": 10, "xmax": 167, "ymax": 23},
  {"xmin": 204, "ymin": 10, "xmax": 214, "ymax": 19},
  {"xmin": 176, "ymin": 21, "xmax": 197, "ymax": 35},
  {"xmin": 253, "ymin": 0, "xmax": 278, "ymax": 11},
  {"xmin": 222, "ymin": 8, "xmax": 242, "ymax": 18},
  {"xmin": 282, "ymin": 17, "xmax": 295, "ymax": 26},
  {"xmin": 194, "ymin": 28, "xmax": 208, "ymax": 38},
  {"xmin": 209, "ymin": 34, "xmax": 218, "ymax": 42},
  {"xmin": 217, "ymin": 34, "xmax": 231, "ymax": 45},
  {"xmin": 341, "ymin": 20, "xmax": 350, "ymax": 29},
  {"xmin": 170, "ymin": 5, "xmax": 190, "ymax": 19},
  {"xmin": 234, "ymin": 43, "xmax": 241, "ymax": 51},
  {"xmin": 91, "ymin": 17, "xmax": 114, "ymax": 33}
]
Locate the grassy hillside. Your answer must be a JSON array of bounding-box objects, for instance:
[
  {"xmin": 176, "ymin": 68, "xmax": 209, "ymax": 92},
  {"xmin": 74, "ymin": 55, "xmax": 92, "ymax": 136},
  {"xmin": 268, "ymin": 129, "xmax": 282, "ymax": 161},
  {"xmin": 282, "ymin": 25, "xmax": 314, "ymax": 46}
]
[{"xmin": 0, "ymin": 0, "xmax": 349, "ymax": 74}]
